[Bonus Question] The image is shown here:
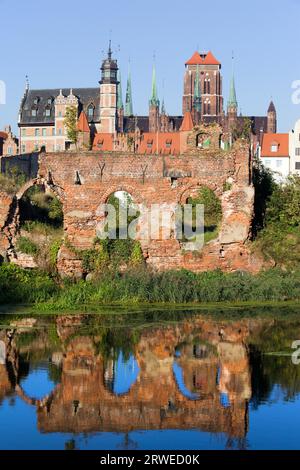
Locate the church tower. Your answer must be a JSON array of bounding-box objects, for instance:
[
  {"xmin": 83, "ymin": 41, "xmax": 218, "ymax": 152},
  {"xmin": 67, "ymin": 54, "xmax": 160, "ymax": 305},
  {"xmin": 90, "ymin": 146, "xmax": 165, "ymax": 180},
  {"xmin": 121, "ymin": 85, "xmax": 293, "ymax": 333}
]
[
  {"xmin": 267, "ymin": 101, "xmax": 277, "ymax": 133},
  {"xmin": 183, "ymin": 51, "xmax": 223, "ymax": 121},
  {"xmin": 99, "ymin": 41, "xmax": 118, "ymax": 133},
  {"xmin": 125, "ymin": 65, "xmax": 133, "ymax": 117},
  {"xmin": 149, "ymin": 64, "xmax": 160, "ymax": 133},
  {"xmin": 227, "ymin": 73, "xmax": 238, "ymax": 130},
  {"xmin": 117, "ymin": 71, "xmax": 124, "ymax": 132}
]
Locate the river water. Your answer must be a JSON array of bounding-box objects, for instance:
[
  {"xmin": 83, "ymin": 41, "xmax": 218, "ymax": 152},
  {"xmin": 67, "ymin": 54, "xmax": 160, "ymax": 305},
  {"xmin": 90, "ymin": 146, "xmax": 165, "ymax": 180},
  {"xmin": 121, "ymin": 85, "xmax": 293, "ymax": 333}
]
[{"xmin": 0, "ymin": 308, "xmax": 300, "ymax": 450}]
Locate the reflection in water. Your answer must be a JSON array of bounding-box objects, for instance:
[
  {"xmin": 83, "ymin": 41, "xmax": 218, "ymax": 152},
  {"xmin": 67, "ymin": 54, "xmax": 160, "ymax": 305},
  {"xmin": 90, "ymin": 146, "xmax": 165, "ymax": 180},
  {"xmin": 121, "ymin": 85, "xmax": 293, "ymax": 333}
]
[{"xmin": 0, "ymin": 312, "xmax": 300, "ymax": 449}]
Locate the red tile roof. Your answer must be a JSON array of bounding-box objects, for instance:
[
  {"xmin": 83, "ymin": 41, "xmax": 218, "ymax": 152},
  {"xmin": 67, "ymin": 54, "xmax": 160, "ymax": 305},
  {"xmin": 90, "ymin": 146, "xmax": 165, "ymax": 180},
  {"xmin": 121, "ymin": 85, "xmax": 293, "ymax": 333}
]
[
  {"xmin": 77, "ymin": 111, "xmax": 90, "ymax": 133},
  {"xmin": 180, "ymin": 111, "xmax": 194, "ymax": 131},
  {"xmin": 185, "ymin": 51, "xmax": 204, "ymax": 65},
  {"xmin": 137, "ymin": 132, "xmax": 180, "ymax": 154},
  {"xmin": 0, "ymin": 131, "xmax": 8, "ymax": 139},
  {"xmin": 92, "ymin": 133, "xmax": 114, "ymax": 151},
  {"xmin": 261, "ymin": 133, "xmax": 289, "ymax": 157},
  {"xmin": 203, "ymin": 51, "xmax": 221, "ymax": 65}
]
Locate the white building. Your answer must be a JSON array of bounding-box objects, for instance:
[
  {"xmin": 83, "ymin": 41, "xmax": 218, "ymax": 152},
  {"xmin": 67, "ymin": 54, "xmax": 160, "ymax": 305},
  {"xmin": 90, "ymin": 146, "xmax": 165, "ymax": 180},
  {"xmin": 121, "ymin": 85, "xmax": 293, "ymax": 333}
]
[
  {"xmin": 260, "ymin": 132, "xmax": 290, "ymax": 182},
  {"xmin": 289, "ymin": 119, "xmax": 300, "ymax": 176}
]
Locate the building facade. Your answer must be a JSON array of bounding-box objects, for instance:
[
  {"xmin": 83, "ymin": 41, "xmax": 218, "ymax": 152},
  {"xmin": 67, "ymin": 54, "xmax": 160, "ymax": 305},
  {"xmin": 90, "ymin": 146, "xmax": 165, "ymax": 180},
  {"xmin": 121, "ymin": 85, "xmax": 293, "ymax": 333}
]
[{"xmin": 18, "ymin": 45, "xmax": 275, "ymax": 155}]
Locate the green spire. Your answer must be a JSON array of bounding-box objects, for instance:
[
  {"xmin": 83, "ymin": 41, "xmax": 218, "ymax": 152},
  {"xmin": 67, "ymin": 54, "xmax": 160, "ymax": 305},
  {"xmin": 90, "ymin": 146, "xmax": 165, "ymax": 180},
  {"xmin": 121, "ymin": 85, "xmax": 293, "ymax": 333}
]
[
  {"xmin": 227, "ymin": 74, "xmax": 238, "ymax": 110},
  {"xmin": 161, "ymin": 98, "xmax": 166, "ymax": 115},
  {"xmin": 193, "ymin": 65, "xmax": 201, "ymax": 112},
  {"xmin": 125, "ymin": 66, "xmax": 133, "ymax": 116},
  {"xmin": 149, "ymin": 64, "xmax": 159, "ymax": 107},
  {"xmin": 117, "ymin": 71, "xmax": 123, "ymax": 110}
]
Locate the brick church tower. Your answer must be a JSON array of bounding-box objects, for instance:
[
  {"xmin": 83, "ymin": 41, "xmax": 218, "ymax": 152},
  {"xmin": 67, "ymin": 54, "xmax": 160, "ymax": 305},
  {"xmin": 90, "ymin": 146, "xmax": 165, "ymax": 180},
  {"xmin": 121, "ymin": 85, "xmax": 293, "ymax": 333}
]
[
  {"xmin": 99, "ymin": 41, "xmax": 118, "ymax": 133},
  {"xmin": 183, "ymin": 51, "xmax": 223, "ymax": 122},
  {"xmin": 149, "ymin": 64, "xmax": 160, "ymax": 132}
]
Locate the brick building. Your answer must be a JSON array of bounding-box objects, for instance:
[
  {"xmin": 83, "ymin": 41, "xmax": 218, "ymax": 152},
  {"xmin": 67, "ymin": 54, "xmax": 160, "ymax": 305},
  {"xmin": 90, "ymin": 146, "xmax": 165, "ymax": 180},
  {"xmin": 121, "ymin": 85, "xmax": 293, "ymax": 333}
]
[
  {"xmin": 18, "ymin": 43, "xmax": 276, "ymax": 155},
  {"xmin": 0, "ymin": 126, "xmax": 18, "ymax": 156}
]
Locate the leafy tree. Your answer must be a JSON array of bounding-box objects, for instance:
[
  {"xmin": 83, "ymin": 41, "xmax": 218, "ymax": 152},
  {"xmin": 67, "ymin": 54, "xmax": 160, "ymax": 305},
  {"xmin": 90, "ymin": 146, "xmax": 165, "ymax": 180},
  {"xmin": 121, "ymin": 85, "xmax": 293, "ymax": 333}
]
[{"xmin": 64, "ymin": 106, "xmax": 78, "ymax": 145}]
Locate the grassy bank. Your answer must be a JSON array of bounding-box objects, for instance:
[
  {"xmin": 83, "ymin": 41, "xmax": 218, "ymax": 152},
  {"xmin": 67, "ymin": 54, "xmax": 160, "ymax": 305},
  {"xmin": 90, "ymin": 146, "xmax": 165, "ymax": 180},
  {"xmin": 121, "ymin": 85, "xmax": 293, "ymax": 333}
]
[{"xmin": 1, "ymin": 263, "xmax": 300, "ymax": 311}]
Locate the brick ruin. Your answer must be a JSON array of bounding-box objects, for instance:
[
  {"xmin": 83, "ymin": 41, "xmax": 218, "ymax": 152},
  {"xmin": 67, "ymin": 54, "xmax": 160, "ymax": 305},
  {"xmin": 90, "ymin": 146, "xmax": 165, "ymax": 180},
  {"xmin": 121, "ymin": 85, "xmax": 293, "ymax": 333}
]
[{"xmin": 0, "ymin": 125, "xmax": 263, "ymax": 277}]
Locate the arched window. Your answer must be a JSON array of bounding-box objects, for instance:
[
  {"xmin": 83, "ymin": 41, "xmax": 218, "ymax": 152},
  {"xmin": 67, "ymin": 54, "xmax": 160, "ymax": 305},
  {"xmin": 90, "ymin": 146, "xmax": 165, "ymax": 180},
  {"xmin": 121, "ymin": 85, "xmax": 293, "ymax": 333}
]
[
  {"xmin": 207, "ymin": 103, "xmax": 211, "ymax": 115},
  {"xmin": 87, "ymin": 104, "xmax": 95, "ymax": 119}
]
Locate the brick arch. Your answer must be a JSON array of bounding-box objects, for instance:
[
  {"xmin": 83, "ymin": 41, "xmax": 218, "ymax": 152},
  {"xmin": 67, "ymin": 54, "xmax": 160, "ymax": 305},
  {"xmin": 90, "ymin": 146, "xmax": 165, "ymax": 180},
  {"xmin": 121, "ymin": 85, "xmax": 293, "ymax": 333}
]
[
  {"xmin": 99, "ymin": 184, "xmax": 146, "ymax": 205},
  {"xmin": 179, "ymin": 183, "xmax": 220, "ymax": 204},
  {"xmin": 16, "ymin": 178, "xmax": 65, "ymax": 203}
]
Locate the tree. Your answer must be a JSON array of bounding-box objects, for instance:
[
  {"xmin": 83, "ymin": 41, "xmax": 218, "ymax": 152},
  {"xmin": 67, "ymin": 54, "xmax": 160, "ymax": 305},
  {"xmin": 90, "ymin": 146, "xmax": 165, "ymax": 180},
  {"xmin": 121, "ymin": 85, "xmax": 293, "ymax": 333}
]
[{"xmin": 64, "ymin": 106, "xmax": 78, "ymax": 145}]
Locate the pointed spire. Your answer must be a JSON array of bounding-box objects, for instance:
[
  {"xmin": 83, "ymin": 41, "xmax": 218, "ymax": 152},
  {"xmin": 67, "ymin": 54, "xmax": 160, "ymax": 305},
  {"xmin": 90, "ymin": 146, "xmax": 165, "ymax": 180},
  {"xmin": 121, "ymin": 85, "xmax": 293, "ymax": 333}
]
[
  {"xmin": 161, "ymin": 98, "xmax": 166, "ymax": 115},
  {"xmin": 108, "ymin": 39, "xmax": 112, "ymax": 61},
  {"xmin": 125, "ymin": 64, "xmax": 133, "ymax": 116},
  {"xmin": 149, "ymin": 63, "xmax": 159, "ymax": 107},
  {"xmin": 193, "ymin": 65, "xmax": 201, "ymax": 112},
  {"xmin": 25, "ymin": 75, "xmax": 29, "ymax": 91},
  {"xmin": 227, "ymin": 75, "xmax": 238, "ymax": 110},
  {"xmin": 117, "ymin": 71, "xmax": 123, "ymax": 110}
]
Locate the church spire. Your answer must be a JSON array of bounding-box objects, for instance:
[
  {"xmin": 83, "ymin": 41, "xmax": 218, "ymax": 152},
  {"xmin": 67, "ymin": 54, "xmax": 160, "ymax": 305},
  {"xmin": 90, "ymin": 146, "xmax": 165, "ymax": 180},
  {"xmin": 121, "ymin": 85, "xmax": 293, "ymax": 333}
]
[
  {"xmin": 117, "ymin": 71, "xmax": 123, "ymax": 110},
  {"xmin": 193, "ymin": 65, "xmax": 201, "ymax": 113},
  {"xmin": 125, "ymin": 64, "xmax": 133, "ymax": 116},
  {"xmin": 149, "ymin": 63, "xmax": 159, "ymax": 107},
  {"xmin": 227, "ymin": 74, "xmax": 238, "ymax": 110}
]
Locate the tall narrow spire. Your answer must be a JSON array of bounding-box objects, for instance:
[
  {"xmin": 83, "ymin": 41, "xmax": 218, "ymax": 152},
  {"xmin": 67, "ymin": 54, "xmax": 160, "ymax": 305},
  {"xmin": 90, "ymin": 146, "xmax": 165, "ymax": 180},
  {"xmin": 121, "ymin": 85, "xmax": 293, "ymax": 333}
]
[
  {"xmin": 125, "ymin": 64, "xmax": 133, "ymax": 116},
  {"xmin": 108, "ymin": 39, "xmax": 112, "ymax": 60},
  {"xmin": 161, "ymin": 98, "xmax": 166, "ymax": 115},
  {"xmin": 149, "ymin": 64, "xmax": 159, "ymax": 107},
  {"xmin": 117, "ymin": 71, "xmax": 123, "ymax": 110},
  {"xmin": 193, "ymin": 65, "xmax": 201, "ymax": 112},
  {"xmin": 227, "ymin": 74, "xmax": 238, "ymax": 110}
]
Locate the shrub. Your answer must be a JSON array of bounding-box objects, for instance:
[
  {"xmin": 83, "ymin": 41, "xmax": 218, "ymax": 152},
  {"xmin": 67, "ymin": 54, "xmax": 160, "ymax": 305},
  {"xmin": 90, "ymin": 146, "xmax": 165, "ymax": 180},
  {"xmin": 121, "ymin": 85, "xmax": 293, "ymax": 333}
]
[{"xmin": 16, "ymin": 236, "xmax": 39, "ymax": 255}]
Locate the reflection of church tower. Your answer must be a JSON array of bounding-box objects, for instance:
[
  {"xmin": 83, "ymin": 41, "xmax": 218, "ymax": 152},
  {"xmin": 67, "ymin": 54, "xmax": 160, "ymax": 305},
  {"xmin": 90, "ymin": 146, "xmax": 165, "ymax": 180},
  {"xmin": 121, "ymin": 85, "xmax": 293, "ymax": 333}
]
[
  {"xmin": 149, "ymin": 64, "xmax": 160, "ymax": 133},
  {"xmin": 99, "ymin": 41, "xmax": 118, "ymax": 133},
  {"xmin": 104, "ymin": 358, "xmax": 115, "ymax": 392},
  {"xmin": 267, "ymin": 101, "xmax": 277, "ymax": 133}
]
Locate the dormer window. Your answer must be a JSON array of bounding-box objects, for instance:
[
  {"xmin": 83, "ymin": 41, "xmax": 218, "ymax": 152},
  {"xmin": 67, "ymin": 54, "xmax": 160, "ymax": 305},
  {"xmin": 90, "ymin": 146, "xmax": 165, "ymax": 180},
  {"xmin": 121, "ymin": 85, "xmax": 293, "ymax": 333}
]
[
  {"xmin": 31, "ymin": 108, "xmax": 37, "ymax": 117},
  {"xmin": 87, "ymin": 104, "xmax": 95, "ymax": 119},
  {"xmin": 47, "ymin": 98, "xmax": 52, "ymax": 105},
  {"xmin": 271, "ymin": 142, "xmax": 278, "ymax": 152},
  {"xmin": 147, "ymin": 139, "xmax": 153, "ymax": 148},
  {"xmin": 166, "ymin": 139, "xmax": 172, "ymax": 148},
  {"xmin": 33, "ymin": 97, "xmax": 39, "ymax": 105},
  {"xmin": 45, "ymin": 108, "xmax": 51, "ymax": 117},
  {"xmin": 97, "ymin": 139, "xmax": 104, "ymax": 148}
]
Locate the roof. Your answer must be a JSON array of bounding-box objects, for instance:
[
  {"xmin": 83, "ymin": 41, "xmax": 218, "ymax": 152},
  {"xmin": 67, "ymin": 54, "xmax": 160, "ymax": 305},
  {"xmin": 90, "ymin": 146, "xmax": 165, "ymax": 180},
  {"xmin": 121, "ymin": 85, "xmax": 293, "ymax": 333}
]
[
  {"xmin": 92, "ymin": 133, "xmax": 114, "ymax": 151},
  {"xmin": 237, "ymin": 116, "xmax": 268, "ymax": 136},
  {"xmin": 261, "ymin": 133, "xmax": 289, "ymax": 157},
  {"xmin": 19, "ymin": 88, "xmax": 100, "ymax": 125},
  {"xmin": 123, "ymin": 115, "xmax": 183, "ymax": 133},
  {"xmin": 185, "ymin": 50, "xmax": 221, "ymax": 66},
  {"xmin": 0, "ymin": 131, "xmax": 8, "ymax": 140},
  {"xmin": 268, "ymin": 101, "xmax": 276, "ymax": 113},
  {"xmin": 77, "ymin": 111, "xmax": 90, "ymax": 133},
  {"xmin": 180, "ymin": 111, "xmax": 194, "ymax": 131}
]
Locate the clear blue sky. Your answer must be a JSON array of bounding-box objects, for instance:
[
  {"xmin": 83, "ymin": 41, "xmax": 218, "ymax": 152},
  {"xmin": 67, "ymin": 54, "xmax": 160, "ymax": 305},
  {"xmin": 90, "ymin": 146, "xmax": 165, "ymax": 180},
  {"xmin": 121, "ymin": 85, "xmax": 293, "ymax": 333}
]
[{"xmin": 0, "ymin": 0, "xmax": 299, "ymax": 133}]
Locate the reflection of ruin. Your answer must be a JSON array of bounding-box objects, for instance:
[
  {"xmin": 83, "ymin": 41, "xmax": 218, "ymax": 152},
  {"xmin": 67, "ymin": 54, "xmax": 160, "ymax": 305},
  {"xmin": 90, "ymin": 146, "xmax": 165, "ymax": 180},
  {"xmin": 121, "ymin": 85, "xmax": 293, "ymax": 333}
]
[{"xmin": 0, "ymin": 316, "xmax": 252, "ymax": 440}]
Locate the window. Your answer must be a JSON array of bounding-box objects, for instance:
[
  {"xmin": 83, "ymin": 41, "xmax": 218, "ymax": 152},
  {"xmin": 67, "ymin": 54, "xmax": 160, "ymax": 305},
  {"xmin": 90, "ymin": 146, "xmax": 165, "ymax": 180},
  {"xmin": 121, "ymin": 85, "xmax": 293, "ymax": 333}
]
[
  {"xmin": 276, "ymin": 160, "xmax": 282, "ymax": 168},
  {"xmin": 295, "ymin": 162, "xmax": 300, "ymax": 170},
  {"xmin": 42, "ymin": 128, "xmax": 47, "ymax": 137},
  {"xmin": 7, "ymin": 146, "xmax": 12, "ymax": 155},
  {"xmin": 21, "ymin": 128, "xmax": 26, "ymax": 137},
  {"xmin": 35, "ymin": 128, "xmax": 40, "ymax": 136},
  {"xmin": 58, "ymin": 128, "xmax": 63, "ymax": 136},
  {"xmin": 87, "ymin": 105, "xmax": 94, "ymax": 119},
  {"xmin": 147, "ymin": 139, "xmax": 153, "ymax": 149},
  {"xmin": 34, "ymin": 143, "xmax": 39, "ymax": 151},
  {"xmin": 265, "ymin": 160, "xmax": 271, "ymax": 167},
  {"xmin": 165, "ymin": 140, "xmax": 172, "ymax": 148},
  {"xmin": 58, "ymin": 111, "xmax": 62, "ymax": 118},
  {"xmin": 45, "ymin": 108, "xmax": 51, "ymax": 117},
  {"xmin": 33, "ymin": 97, "xmax": 39, "ymax": 105},
  {"xmin": 22, "ymin": 144, "xmax": 26, "ymax": 153},
  {"xmin": 31, "ymin": 109, "xmax": 37, "ymax": 117},
  {"xmin": 47, "ymin": 98, "xmax": 52, "ymax": 105},
  {"xmin": 271, "ymin": 144, "xmax": 278, "ymax": 152},
  {"xmin": 298, "ymin": 133, "xmax": 300, "ymax": 142},
  {"xmin": 296, "ymin": 148, "xmax": 300, "ymax": 156},
  {"xmin": 52, "ymin": 128, "xmax": 55, "ymax": 136}
]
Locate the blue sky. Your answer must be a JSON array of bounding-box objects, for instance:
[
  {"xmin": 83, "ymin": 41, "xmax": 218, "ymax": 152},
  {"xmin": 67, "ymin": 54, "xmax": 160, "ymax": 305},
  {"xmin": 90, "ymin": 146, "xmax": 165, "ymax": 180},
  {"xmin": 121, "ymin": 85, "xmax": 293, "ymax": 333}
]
[{"xmin": 0, "ymin": 0, "xmax": 299, "ymax": 133}]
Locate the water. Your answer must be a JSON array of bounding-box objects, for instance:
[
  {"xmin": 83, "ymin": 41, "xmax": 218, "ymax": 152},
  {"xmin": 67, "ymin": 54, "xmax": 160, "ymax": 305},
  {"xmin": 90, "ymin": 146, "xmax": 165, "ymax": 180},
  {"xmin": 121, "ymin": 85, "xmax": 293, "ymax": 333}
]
[{"xmin": 0, "ymin": 310, "xmax": 300, "ymax": 450}]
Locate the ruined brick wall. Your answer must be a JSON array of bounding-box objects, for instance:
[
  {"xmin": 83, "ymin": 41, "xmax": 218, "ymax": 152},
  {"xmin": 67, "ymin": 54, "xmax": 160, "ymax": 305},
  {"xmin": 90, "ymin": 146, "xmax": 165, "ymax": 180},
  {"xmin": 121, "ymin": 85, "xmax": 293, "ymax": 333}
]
[{"xmin": 0, "ymin": 130, "xmax": 263, "ymax": 275}]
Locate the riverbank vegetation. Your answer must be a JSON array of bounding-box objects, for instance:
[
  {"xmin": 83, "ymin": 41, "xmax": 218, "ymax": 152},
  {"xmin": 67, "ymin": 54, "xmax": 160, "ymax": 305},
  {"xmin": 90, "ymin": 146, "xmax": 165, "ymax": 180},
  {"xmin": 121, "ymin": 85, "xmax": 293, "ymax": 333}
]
[{"xmin": 2, "ymin": 263, "xmax": 300, "ymax": 309}]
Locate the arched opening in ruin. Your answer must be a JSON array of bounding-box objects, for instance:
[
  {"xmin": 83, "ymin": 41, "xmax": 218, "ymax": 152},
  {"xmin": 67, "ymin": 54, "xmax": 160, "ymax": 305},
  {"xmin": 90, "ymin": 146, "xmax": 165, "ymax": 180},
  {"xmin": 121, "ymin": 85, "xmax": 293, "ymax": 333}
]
[
  {"xmin": 16, "ymin": 183, "xmax": 64, "ymax": 270},
  {"xmin": 184, "ymin": 186, "xmax": 222, "ymax": 244},
  {"xmin": 196, "ymin": 132, "xmax": 210, "ymax": 149},
  {"xmin": 95, "ymin": 190, "xmax": 143, "ymax": 269},
  {"xmin": 103, "ymin": 352, "xmax": 140, "ymax": 396}
]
